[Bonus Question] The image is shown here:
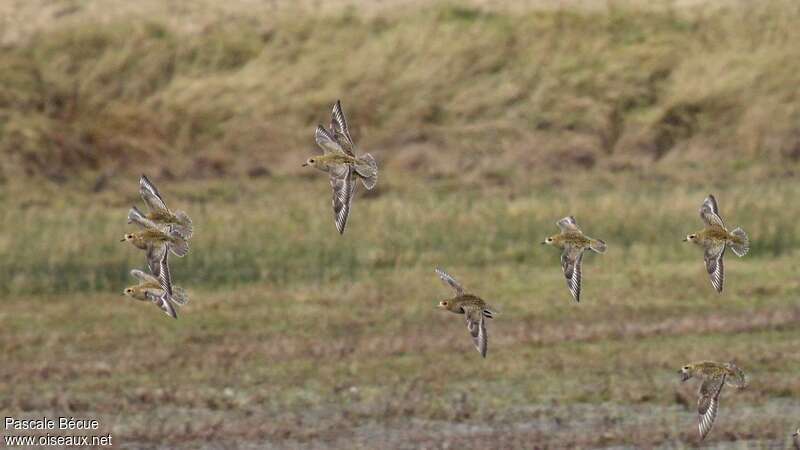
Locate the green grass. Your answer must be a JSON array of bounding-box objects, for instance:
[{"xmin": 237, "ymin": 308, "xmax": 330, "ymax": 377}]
[
  {"xmin": 2, "ymin": 175, "xmax": 799, "ymax": 296},
  {"xmin": 2, "ymin": 177, "xmax": 800, "ymax": 448}
]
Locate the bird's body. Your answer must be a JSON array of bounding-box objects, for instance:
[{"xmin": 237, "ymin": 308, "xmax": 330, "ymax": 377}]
[
  {"xmin": 132, "ymin": 175, "xmax": 193, "ymax": 239},
  {"xmin": 684, "ymin": 195, "xmax": 749, "ymax": 293},
  {"xmin": 123, "ymin": 228, "xmax": 177, "ymax": 251},
  {"xmin": 122, "ymin": 250, "xmax": 188, "ymax": 318},
  {"xmin": 689, "ymin": 224, "xmax": 746, "ymax": 248},
  {"xmin": 542, "ymin": 216, "xmax": 607, "ymax": 303},
  {"xmin": 439, "ymin": 293, "xmax": 493, "ymax": 315},
  {"xmin": 121, "ymin": 225, "xmax": 189, "ymax": 276},
  {"xmin": 303, "ymin": 100, "xmax": 378, "ymax": 234},
  {"xmin": 304, "ymin": 152, "xmax": 361, "ymax": 169},
  {"xmin": 547, "ymin": 230, "xmax": 593, "ymax": 249},
  {"xmin": 678, "ymin": 361, "xmax": 747, "ymax": 440},
  {"xmin": 435, "ymin": 268, "xmax": 496, "ymax": 358}
]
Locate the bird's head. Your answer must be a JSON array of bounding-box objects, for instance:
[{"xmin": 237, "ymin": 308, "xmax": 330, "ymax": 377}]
[
  {"xmin": 123, "ymin": 287, "xmax": 134, "ymax": 297},
  {"xmin": 437, "ymin": 299, "xmax": 459, "ymax": 313},
  {"xmin": 302, "ymin": 157, "xmax": 324, "ymax": 170},
  {"xmin": 541, "ymin": 236, "xmax": 556, "ymax": 246},
  {"xmin": 683, "ymin": 233, "xmax": 698, "ymax": 243},
  {"xmin": 793, "ymin": 428, "xmax": 799, "ymax": 437},
  {"xmin": 120, "ymin": 233, "xmax": 135, "ymax": 243},
  {"xmin": 678, "ymin": 364, "xmax": 695, "ymax": 382}
]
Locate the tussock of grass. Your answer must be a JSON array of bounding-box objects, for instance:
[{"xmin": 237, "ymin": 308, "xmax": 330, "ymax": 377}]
[{"xmin": 2, "ymin": 1, "xmax": 800, "ymax": 183}]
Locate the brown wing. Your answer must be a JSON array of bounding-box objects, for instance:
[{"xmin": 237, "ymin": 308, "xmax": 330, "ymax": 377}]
[
  {"xmin": 561, "ymin": 245, "xmax": 584, "ymax": 302},
  {"xmin": 156, "ymin": 247, "xmax": 173, "ymax": 298},
  {"xmin": 146, "ymin": 291, "xmax": 177, "ymax": 319},
  {"xmin": 704, "ymin": 243, "xmax": 725, "ymax": 293},
  {"xmin": 464, "ymin": 306, "xmax": 487, "ymax": 358},
  {"xmin": 130, "ymin": 269, "xmax": 159, "ymax": 286},
  {"xmin": 128, "ymin": 205, "xmax": 164, "ymax": 230},
  {"xmin": 146, "ymin": 243, "xmax": 167, "ymax": 277},
  {"xmin": 435, "ymin": 267, "xmax": 465, "ymax": 296},
  {"xmin": 315, "ymin": 125, "xmax": 345, "ymax": 155},
  {"xmin": 330, "ymin": 100, "xmax": 355, "ymax": 156},
  {"xmin": 698, "ymin": 374, "xmax": 726, "ymax": 440},
  {"xmin": 329, "ymin": 164, "xmax": 356, "ymax": 234},
  {"xmin": 699, "ymin": 195, "xmax": 724, "ymax": 228},
  {"xmin": 556, "ymin": 216, "xmax": 581, "ymax": 233},
  {"xmin": 139, "ymin": 174, "xmax": 169, "ymax": 213}
]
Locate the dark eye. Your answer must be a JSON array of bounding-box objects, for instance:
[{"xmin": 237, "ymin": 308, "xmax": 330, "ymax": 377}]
[
  {"xmin": 442, "ymin": 301, "xmax": 447, "ymax": 305},
  {"xmin": 309, "ymin": 159, "xmax": 315, "ymax": 163}
]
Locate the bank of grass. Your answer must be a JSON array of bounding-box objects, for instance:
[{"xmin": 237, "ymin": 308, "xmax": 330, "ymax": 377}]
[
  {"xmin": 2, "ymin": 175, "xmax": 799, "ymax": 297},
  {"xmin": 2, "ymin": 238, "xmax": 800, "ymax": 447},
  {"xmin": 2, "ymin": 0, "xmax": 800, "ymax": 184},
  {"xmin": 2, "ymin": 177, "xmax": 800, "ymax": 447}
]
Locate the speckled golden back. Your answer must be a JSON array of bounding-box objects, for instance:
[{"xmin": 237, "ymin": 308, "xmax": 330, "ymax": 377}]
[
  {"xmin": 441, "ymin": 294, "xmax": 488, "ymax": 314},
  {"xmin": 550, "ymin": 231, "xmax": 591, "ymax": 249}
]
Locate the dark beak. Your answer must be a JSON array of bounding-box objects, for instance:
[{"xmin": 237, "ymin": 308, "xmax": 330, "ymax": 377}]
[
  {"xmin": 119, "ymin": 238, "xmax": 126, "ymax": 242},
  {"xmin": 682, "ymin": 238, "xmax": 687, "ymax": 242},
  {"xmin": 301, "ymin": 163, "xmax": 308, "ymax": 167}
]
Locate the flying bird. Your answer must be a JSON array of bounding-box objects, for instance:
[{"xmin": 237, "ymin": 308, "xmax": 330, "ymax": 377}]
[
  {"xmin": 302, "ymin": 100, "xmax": 378, "ymax": 234},
  {"xmin": 122, "ymin": 217, "xmax": 189, "ymax": 276},
  {"xmin": 130, "ymin": 174, "xmax": 193, "ymax": 239},
  {"xmin": 435, "ymin": 267, "xmax": 497, "ymax": 358},
  {"xmin": 542, "ymin": 216, "xmax": 607, "ymax": 302},
  {"xmin": 684, "ymin": 195, "xmax": 749, "ymax": 293},
  {"xmin": 678, "ymin": 361, "xmax": 747, "ymax": 440},
  {"xmin": 122, "ymin": 250, "xmax": 189, "ymax": 318}
]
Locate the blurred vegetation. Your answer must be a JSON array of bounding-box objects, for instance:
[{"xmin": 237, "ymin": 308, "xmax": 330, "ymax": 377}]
[
  {"xmin": 1, "ymin": 176, "xmax": 798, "ymax": 297},
  {"xmin": 1, "ymin": 0, "xmax": 800, "ymax": 184},
  {"xmin": 3, "ymin": 178, "xmax": 800, "ymax": 447},
  {"xmin": 2, "ymin": 2, "xmax": 800, "ymax": 448}
]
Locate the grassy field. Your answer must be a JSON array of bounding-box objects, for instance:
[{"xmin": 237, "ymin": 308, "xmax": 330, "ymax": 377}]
[
  {"xmin": 2, "ymin": 175, "xmax": 800, "ymax": 448},
  {"xmin": 2, "ymin": 0, "xmax": 800, "ymax": 448}
]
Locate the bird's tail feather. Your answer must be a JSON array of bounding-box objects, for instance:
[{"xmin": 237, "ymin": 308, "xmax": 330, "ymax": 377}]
[
  {"xmin": 170, "ymin": 286, "xmax": 190, "ymax": 305},
  {"xmin": 355, "ymin": 153, "xmax": 378, "ymax": 190},
  {"xmin": 729, "ymin": 227, "xmax": 749, "ymax": 257},
  {"xmin": 174, "ymin": 211, "xmax": 193, "ymax": 239},
  {"xmin": 725, "ymin": 362, "xmax": 748, "ymax": 388},
  {"xmin": 590, "ymin": 239, "xmax": 607, "ymax": 254},
  {"xmin": 168, "ymin": 229, "xmax": 190, "ymax": 257}
]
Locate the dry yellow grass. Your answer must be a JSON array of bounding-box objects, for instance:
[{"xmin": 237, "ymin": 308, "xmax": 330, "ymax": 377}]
[{"xmin": 2, "ymin": 0, "xmax": 800, "ymax": 185}]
